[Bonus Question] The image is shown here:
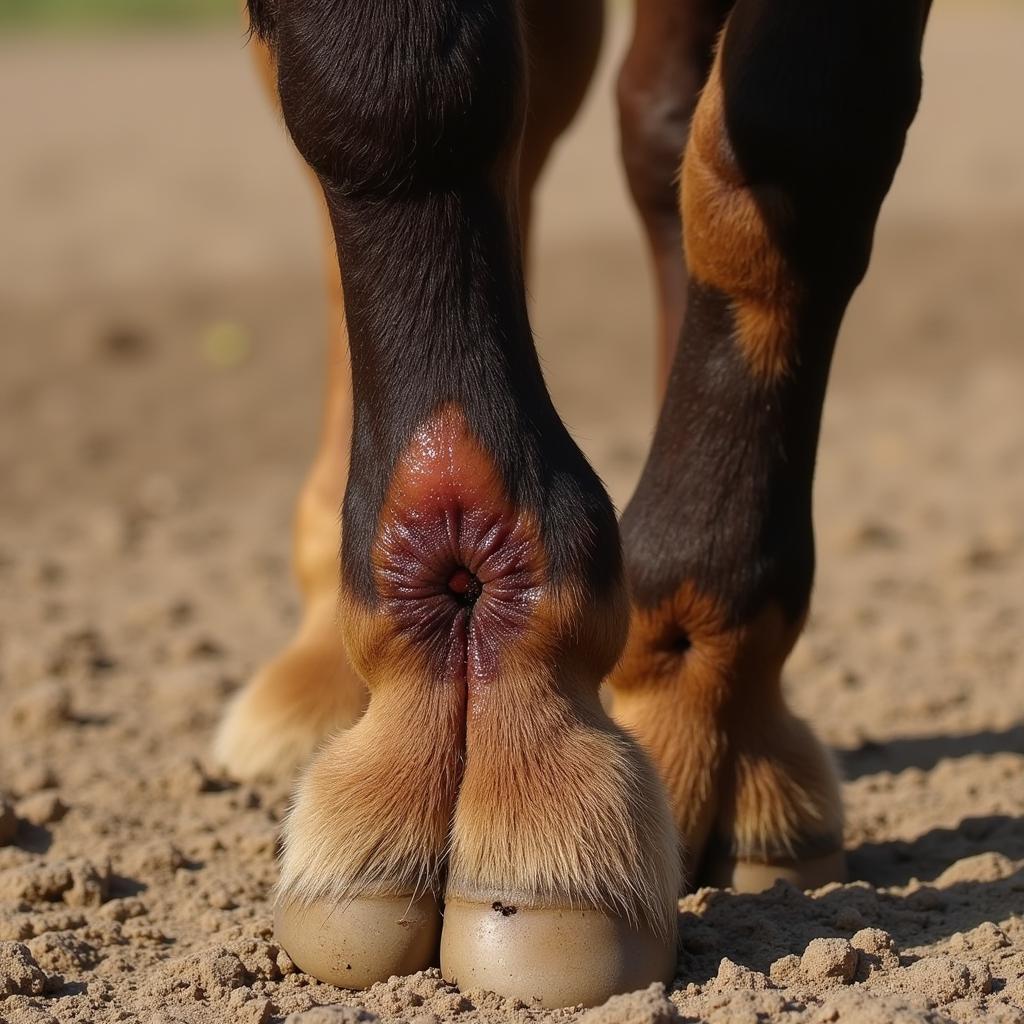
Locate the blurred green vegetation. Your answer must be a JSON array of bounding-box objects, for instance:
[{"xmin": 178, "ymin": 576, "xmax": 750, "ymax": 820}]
[{"xmin": 0, "ymin": 0, "xmax": 239, "ymax": 29}]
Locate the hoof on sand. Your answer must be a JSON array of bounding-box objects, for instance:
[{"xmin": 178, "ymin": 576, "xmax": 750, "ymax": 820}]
[
  {"xmin": 439, "ymin": 898, "xmax": 677, "ymax": 1008},
  {"xmin": 701, "ymin": 849, "xmax": 847, "ymax": 893},
  {"xmin": 274, "ymin": 893, "xmax": 441, "ymax": 988}
]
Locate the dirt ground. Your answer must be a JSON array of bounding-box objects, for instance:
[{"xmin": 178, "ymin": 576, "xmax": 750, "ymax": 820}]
[{"xmin": 2, "ymin": 6, "xmax": 1023, "ymax": 1024}]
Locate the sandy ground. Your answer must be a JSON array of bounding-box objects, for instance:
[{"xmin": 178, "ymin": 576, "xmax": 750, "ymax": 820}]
[{"xmin": 2, "ymin": 6, "xmax": 1023, "ymax": 1023}]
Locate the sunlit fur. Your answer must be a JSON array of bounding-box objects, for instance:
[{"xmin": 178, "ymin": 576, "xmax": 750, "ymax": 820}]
[
  {"xmin": 611, "ymin": 583, "xmax": 842, "ymax": 875},
  {"xmin": 681, "ymin": 45, "xmax": 799, "ymax": 383},
  {"xmin": 213, "ymin": 595, "xmax": 366, "ymax": 780},
  {"xmin": 277, "ymin": 412, "xmax": 679, "ymax": 938},
  {"xmin": 449, "ymin": 629, "xmax": 680, "ymax": 937},
  {"xmin": 278, "ymin": 628, "xmax": 464, "ymax": 905}
]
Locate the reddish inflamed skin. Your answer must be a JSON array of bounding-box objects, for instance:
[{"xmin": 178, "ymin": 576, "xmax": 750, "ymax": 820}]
[{"xmin": 372, "ymin": 414, "xmax": 545, "ymax": 701}]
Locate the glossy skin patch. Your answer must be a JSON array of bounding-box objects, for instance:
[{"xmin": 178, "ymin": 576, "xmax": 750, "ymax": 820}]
[{"xmin": 373, "ymin": 409, "xmax": 546, "ymax": 699}]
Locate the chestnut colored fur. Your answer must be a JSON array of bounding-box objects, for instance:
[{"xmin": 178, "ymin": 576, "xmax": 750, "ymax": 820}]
[
  {"xmin": 281, "ymin": 408, "xmax": 677, "ymax": 936},
  {"xmin": 217, "ymin": 0, "xmax": 933, "ymax": 963},
  {"xmin": 681, "ymin": 53, "xmax": 799, "ymax": 382},
  {"xmin": 611, "ymin": 584, "xmax": 841, "ymax": 875}
]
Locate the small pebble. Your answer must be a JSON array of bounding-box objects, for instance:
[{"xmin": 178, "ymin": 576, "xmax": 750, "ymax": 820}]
[
  {"xmin": 16, "ymin": 791, "xmax": 68, "ymax": 827},
  {"xmin": 801, "ymin": 938, "xmax": 858, "ymax": 985},
  {"xmin": 851, "ymin": 928, "xmax": 898, "ymax": 957},
  {"xmin": 577, "ymin": 982, "xmax": 679, "ymax": 1024},
  {"xmin": 769, "ymin": 954, "xmax": 802, "ymax": 985},
  {"xmin": 851, "ymin": 928, "xmax": 900, "ymax": 978},
  {"xmin": 0, "ymin": 941, "xmax": 48, "ymax": 996},
  {"xmin": 207, "ymin": 888, "xmax": 237, "ymax": 911},
  {"xmin": 712, "ymin": 958, "xmax": 773, "ymax": 992}
]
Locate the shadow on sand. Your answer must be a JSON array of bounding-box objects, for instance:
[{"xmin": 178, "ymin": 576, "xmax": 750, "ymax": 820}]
[
  {"xmin": 677, "ymin": 814, "xmax": 1024, "ymax": 984},
  {"xmin": 839, "ymin": 725, "xmax": 1024, "ymax": 780}
]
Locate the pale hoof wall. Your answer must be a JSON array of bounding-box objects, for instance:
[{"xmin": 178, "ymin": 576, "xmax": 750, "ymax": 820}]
[
  {"xmin": 440, "ymin": 899, "xmax": 676, "ymax": 1008},
  {"xmin": 274, "ymin": 894, "xmax": 441, "ymax": 988},
  {"xmin": 704, "ymin": 849, "xmax": 847, "ymax": 893}
]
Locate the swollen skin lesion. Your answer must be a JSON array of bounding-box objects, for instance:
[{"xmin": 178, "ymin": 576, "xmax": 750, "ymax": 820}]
[{"xmin": 370, "ymin": 408, "xmax": 548, "ymax": 692}]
